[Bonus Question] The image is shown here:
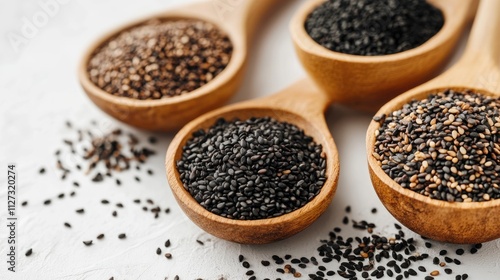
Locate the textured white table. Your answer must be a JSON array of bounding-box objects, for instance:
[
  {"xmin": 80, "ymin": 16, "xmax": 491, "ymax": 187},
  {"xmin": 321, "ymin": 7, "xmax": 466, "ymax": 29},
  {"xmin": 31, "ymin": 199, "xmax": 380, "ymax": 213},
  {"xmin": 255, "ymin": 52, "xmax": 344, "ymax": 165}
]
[{"xmin": 1, "ymin": 0, "xmax": 499, "ymax": 279}]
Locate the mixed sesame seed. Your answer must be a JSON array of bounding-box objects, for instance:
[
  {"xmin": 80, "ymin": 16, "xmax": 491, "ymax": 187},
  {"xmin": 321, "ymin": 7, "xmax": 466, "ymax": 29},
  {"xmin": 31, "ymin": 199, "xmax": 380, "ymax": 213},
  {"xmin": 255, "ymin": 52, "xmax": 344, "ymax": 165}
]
[
  {"xmin": 88, "ymin": 19, "xmax": 232, "ymax": 100},
  {"xmin": 374, "ymin": 90, "xmax": 500, "ymax": 202}
]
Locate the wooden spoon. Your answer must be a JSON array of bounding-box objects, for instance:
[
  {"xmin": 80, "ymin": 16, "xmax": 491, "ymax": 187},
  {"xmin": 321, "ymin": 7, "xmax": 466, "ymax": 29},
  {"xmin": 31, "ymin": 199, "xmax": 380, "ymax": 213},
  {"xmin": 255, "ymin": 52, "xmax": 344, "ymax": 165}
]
[
  {"xmin": 166, "ymin": 79, "xmax": 339, "ymax": 244},
  {"xmin": 79, "ymin": 0, "xmax": 282, "ymax": 131},
  {"xmin": 290, "ymin": 0, "xmax": 478, "ymax": 112},
  {"xmin": 366, "ymin": 0, "xmax": 500, "ymax": 244}
]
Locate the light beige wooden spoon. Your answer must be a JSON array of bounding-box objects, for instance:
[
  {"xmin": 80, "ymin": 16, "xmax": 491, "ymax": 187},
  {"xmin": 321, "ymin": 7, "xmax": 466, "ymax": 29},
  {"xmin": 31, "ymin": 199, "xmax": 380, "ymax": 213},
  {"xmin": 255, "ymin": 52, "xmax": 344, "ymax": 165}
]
[
  {"xmin": 291, "ymin": 0, "xmax": 478, "ymax": 112},
  {"xmin": 166, "ymin": 79, "xmax": 339, "ymax": 244},
  {"xmin": 366, "ymin": 0, "xmax": 500, "ymax": 244},
  {"xmin": 79, "ymin": 0, "xmax": 283, "ymax": 131}
]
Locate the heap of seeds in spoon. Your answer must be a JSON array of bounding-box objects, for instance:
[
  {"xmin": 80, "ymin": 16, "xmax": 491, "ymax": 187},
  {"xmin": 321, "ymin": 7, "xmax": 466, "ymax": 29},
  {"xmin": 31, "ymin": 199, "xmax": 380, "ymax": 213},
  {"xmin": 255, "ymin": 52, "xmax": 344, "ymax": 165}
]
[
  {"xmin": 88, "ymin": 19, "xmax": 233, "ymax": 99},
  {"xmin": 305, "ymin": 0, "xmax": 444, "ymax": 55},
  {"xmin": 373, "ymin": 89, "xmax": 500, "ymax": 202},
  {"xmin": 177, "ymin": 117, "xmax": 327, "ymax": 220}
]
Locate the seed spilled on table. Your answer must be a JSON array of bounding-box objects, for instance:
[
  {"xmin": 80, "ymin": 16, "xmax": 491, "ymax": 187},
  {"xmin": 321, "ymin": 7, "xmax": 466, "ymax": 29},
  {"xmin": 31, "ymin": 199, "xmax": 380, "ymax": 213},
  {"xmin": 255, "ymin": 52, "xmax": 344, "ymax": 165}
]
[
  {"xmin": 373, "ymin": 90, "xmax": 500, "ymax": 202},
  {"xmin": 54, "ymin": 122, "xmax": 156, "ymax": 183},
  {"xmin": 87, "ymin": 19, "xmax": 233, "ymax": 100},
  {"xmin": 177, "ymin": 117, "xmax": 327, "ymax": 220},
  {"xmin": 240, "ymin": 206, "xmax": 474, "ymax": 279}
]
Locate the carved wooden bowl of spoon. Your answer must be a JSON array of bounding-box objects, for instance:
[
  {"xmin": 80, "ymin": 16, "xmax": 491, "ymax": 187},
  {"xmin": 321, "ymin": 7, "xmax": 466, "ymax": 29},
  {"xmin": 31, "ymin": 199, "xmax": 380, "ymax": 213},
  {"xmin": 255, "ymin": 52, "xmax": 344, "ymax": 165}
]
[
  {"xmin": 166, "ymin": 79, "xmax": 340, "ymax": 244},
  {"xmin": 79, "ymin": 0, "xmax": 282, "ymax": 131},
  {"xmin": 366, "ymin": 0, "xmax": 500, "ymax": 244},
  {"xmin": 290, "ymin": 0, "xmax": 478, "ymax": 112}
]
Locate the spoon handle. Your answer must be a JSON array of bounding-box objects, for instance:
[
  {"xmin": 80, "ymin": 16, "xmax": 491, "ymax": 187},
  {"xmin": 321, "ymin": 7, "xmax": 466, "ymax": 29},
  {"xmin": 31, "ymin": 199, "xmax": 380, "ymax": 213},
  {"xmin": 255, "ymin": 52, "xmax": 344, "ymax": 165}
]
[
  {"xmin": 432, "ymin": 0, "xmax": 500, "ymax": 91},
  {"xmin": 216, "ymin": 0, "xmax": 286, "ymax": 40},
  {"xmin": 255, "ymin": 79, "xmax": 332, "ymax": 123}
]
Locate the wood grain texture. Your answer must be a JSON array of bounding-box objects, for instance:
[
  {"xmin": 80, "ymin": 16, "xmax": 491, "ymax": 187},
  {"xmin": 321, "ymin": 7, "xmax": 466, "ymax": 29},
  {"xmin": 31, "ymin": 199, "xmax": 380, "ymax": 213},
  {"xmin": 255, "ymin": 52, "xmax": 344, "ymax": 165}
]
[
  {"xmin": 166, "ymin": 79, "xmax": 340, "ymax": 244},
  {"xmin": 290, "ymin": 0, "xmax": 478, "ymax": 112},
  {"xmin": 366, "ymin": 0, "xmax": 500, "ymax": 244},
  {"xmin": 78, "ymin": 0, "xmax": 284, "ymax": 132}
]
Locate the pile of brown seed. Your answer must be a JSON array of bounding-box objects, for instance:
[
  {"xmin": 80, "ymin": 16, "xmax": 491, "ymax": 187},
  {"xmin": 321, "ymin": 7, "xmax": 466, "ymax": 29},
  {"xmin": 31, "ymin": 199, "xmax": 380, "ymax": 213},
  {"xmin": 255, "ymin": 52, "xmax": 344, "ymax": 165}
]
[
  {"xmin": 87, "ymin": 19, "xmax": 233, "ymax": 100},
  {"xmin": 373, "ymin": 90, "xmax": 500, "ymax": 202},
  {"xmin": 54, "ymin": 122, "xmax": 156, "ymax": 183}
]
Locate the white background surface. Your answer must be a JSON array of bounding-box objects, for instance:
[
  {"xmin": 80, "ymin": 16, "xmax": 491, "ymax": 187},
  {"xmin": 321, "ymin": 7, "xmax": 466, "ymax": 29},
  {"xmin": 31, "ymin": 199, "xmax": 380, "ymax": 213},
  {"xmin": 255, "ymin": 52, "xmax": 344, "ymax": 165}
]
[{"xmin": 1, "ymin": 0, "xmax": 499, "ymax": 279}]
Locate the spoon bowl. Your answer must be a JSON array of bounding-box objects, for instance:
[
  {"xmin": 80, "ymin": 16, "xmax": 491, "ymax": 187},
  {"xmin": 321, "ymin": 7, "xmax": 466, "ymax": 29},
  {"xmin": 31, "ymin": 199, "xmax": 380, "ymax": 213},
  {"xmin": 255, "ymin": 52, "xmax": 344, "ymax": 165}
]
[
  {"xmin": 290, "ymin": 0, "xmax": 477, "ymax": 112},
  {"xmin": 166, "ymin": 79, "xmax": 339, "ymax": 243},
  {"xmin": 79, "ymin": 0, "xmax": 281, "ymax": 131},
  {"xmin": 366, "ymin": 0, "xmax": 500, "ymax": 244}
]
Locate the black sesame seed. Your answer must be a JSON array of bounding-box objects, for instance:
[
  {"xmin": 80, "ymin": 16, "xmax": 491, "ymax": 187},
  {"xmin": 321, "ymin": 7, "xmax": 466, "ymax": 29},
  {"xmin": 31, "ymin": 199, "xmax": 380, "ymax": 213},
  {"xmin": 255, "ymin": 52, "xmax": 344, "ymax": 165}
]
[
  {"xmin": 156, "ymin": 248, "xmax": 162, "ymax": 255},
  {"xmin": 177, "ymin": 117, "xmax": 326, "ymax": 220},
  {"xmin": 83, "ymin": 240, "xmax": 93, "ymax": 246},
  {"xmin": 456, "ymin": 248, "xmax": 464, "ymax": 255},
  {"xmin": 25, "ymin": 248, "xmax": 33, "ymax": 256},
  {"xmin": 305, "ymin": 0, "xmax": 444, "ymax": 56},
  {"xmin": 97, "ymin": 234, "xmax": 104, "ymax": 240},
  {"xmin": 64, "ymin": 222, "xmax": 71, "ymax": 228},
  {"xmin": 118, "ymin": 233, "xmax": 126, "ymax": 239}
]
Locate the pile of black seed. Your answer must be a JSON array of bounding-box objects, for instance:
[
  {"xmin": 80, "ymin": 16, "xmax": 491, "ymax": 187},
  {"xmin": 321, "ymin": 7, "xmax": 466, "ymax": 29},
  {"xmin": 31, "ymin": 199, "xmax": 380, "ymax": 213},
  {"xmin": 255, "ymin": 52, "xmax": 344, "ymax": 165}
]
[
  {"xmin": 53, "ymin": 121, "xmax": 156, "ymax": 183},
  {"xmin": 305, "ymin": 0, "xmax": 444, "ymax": 55},
  {"xmin": 177, "ymin": 117, "xmax": 327, "ymax": 220},
  {"xmin": 373, "ymin": 90, "xmax": 500, "ymax": 202},
  {"xmin": 239, "ymin": 206, "xmax": 478, "ymax": 280}
]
